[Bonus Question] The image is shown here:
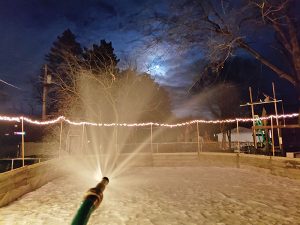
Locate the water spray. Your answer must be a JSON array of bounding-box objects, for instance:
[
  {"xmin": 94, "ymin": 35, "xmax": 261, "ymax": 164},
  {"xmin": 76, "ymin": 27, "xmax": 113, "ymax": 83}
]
[{"xmin": 71, "ymin": 177, "xmax": 109, "ymax": 225}]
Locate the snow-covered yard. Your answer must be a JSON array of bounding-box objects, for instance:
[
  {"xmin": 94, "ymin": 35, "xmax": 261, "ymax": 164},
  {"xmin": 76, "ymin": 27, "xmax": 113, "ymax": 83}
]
[{"xmin": 0, "ymin": 166, "xmax": 300, "ymax": 225}]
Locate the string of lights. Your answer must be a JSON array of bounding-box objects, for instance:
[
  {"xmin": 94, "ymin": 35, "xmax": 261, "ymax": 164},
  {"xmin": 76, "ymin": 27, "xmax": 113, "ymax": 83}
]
[{"xmin": 0, "ymin": 113, "xmax": 298, "ymax": 128}]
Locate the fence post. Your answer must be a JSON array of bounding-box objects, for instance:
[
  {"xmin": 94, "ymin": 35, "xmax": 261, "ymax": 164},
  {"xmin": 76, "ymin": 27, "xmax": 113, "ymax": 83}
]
[
  {"xmin": 59, "ymin": 120, "xmax": 63, "ymax": 158},
  {"xmin": 150, "ymin": 124, "xmax": 153, "ymax": 153},
  {"xmin": 236, "ymin": 120, "xmax": 240, "ymax": 153},
  {"xmin": 11, "ymin": 159, "xmax": 14, "ymax": 170},
  {"xmin": 236, "ymin": 119, "xmax": 240, "ymax": 168},
  {"xmin": 271, "ymin": 116, "xmax": 275, "ymax": 156},
  {"xmin": 115, "ymin": 125, "xmax": 118, "ymax": 154},
  {"xmin": 21, "ymin": 117, "xmax": 25, "ymax": 167},
  {"xmin": 81, "ymin": 124, "xmax": 85, "ymax": 153},
  {"xmin": 197, "ymin": 122, "xmax": 200, "ymax": 157}
]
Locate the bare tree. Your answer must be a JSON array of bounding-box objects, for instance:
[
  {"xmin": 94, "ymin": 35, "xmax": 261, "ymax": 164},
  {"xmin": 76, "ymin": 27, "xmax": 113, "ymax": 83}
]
[
  {"xmin": 250, "ymin": 0, "xmax": 300, "ymax": 99},
  {"xmin": 200, "ymin": 83, "xmax": 240, "ymax": 150},
  {"xmin": 142, "ymin": 0, "xmax": 300, "ymax": 115},
  {"xmin": 50, "ymin": 51, "xmax": 171, "ymax": 124},
  {"xmin": 46, "ymin": 50, "xmax": 172, "ymax": 163}
]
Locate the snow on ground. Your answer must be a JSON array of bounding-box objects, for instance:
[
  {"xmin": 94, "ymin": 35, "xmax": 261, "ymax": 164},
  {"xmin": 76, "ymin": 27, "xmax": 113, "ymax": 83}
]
[{"xmin": 1, "ymin": 166, "xmax": 300, "ymax": 225}]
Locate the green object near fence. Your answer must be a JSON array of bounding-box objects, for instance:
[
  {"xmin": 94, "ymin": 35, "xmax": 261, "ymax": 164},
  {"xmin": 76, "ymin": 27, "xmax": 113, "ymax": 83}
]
[
  {"xmin": 254, "ymin": 115, "xmax": 271, "ymax": 146},
  {"xmin": 255, "ymin": 116, "xmax": 266, "ymax": 144}
]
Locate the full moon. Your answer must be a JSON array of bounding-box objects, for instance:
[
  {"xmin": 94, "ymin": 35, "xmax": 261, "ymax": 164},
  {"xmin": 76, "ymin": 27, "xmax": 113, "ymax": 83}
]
[{"xmin": 150, "ymin": 64, "xmax": 166, "ymax": 76}]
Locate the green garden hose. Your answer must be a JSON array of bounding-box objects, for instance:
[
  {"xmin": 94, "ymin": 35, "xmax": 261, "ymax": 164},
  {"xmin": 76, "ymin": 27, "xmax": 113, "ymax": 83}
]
[{"xmin": 71, "ymin": 177, "xmax": 109, "ymax": 225}]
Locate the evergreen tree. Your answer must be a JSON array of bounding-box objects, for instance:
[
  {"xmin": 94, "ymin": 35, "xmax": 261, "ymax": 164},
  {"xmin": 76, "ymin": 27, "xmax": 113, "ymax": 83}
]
[
  {"xmin": 46, "ymin": 29, "xmax": 82, "ymax": 72},
  {"xmin": 117, "ymin": 69, "xmax": 172, "ymax": 122},
  {"xmin": 83, "ymin": 40, "xmax": 119, "ymax": 74},
  {"xmin": 43, "ymin": 29, "xmax": 83, "ymax": 116},
  {"xmin": 37, "ymin": 31, "xmax": 170, "ymax": 123}
]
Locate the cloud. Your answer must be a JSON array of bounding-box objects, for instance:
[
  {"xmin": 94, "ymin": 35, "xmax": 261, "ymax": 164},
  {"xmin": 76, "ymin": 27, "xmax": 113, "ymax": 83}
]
[
  {"xmin": 0, "ymin": 0, "xmax": 118, "ymax": 28},
  {"xmin": 152, "ymin": 54, "xmax": 204, "ymax": 88}
]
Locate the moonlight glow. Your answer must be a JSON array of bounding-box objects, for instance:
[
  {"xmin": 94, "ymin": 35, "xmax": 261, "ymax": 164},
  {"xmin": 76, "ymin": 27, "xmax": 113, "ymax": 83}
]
[{"xmin": 149, "ymin": 63, "xmax": 167, "ymax": 76}]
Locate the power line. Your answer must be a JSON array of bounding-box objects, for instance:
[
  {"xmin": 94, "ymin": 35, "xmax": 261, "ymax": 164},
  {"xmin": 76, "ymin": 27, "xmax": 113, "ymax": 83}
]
[{"xmin": 0, "ymin": 78, "xmax": 21, "ymax": 90}]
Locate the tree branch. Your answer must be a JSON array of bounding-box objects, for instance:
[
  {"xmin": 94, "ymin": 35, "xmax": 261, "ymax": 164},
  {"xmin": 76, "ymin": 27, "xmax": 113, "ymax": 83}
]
[{"xmin": 238, "ymin": 39, "xmax": 297, "ymax": 85}]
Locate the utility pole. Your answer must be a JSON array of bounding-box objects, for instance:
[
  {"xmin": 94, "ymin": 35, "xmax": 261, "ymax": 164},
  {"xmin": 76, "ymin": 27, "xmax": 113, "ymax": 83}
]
[
  {"xmin": 42, "ymin": 64, "xmax": 51, "ymax": 120},
  {"xmin": 249, "ymin": 87, "xmax": 257, "ymax": 149},
  {"xmin": 272, "ymin": 82, "xmax": 282, "ymax": 151}
]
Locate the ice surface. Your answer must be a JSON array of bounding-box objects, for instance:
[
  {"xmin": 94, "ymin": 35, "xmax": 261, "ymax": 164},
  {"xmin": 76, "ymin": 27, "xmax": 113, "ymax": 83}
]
[{"xmin": 0, "ymin": 166, "xmax": 300, "ymax": 225}]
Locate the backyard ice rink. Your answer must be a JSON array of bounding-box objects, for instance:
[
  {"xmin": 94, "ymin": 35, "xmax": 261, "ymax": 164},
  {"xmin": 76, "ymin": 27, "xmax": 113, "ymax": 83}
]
[{"xmin": 0, "ymin": 166, "xmax": 300, "ymax": 225}]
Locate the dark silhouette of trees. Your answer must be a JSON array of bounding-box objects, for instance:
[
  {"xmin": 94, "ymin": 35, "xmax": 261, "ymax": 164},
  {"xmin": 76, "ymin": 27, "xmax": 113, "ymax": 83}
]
[
  {"xmin": 250, "ymin": 0, "xmax": 300, "ymax": 120},
  {"xmin": 37, "ymin": 30, "xmax": 121, "ymax": 118},
  {"xmin": 36, "ymin": 29, "xmax": 172, "ymax": 123},
  {"xmin": 39, "ymin": 29, "xmax": 83, "ymax": 116},
  {"xmin": 46, "ymin": 29, "xmax": 83, "ymax": 76},
  {"xmin": 144, "ymin": 0, "xmax": 300, "ymax": 117},
  {"xmin": 250, "ymin": 0, "xmax": 300, "ymax": 88},
  {"xmin": 61, "ymin": 66, "xmax": 172, "ymax": 123},
  {"xmin": 117, "ymin": 69, "xmax": 172, "ymax": 123},
  {"xmin": 82, "ymin": 40, "xmax": 119, "ymax": 75},
  {"xmin": 189, "ymin": 57, "xmax": 262, "ymax": 149}
]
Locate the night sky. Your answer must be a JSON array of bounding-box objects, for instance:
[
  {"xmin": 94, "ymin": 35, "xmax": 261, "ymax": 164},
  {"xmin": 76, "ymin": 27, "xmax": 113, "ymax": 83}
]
[{"xmin": 0, "ymin": 0, "xmax": 298, "ymax": 118}]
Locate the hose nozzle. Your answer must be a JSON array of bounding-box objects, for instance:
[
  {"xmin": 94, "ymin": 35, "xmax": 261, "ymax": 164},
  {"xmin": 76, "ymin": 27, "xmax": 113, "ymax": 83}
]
[
  {"xmin": 85, "ymin": 177, "xmax": 109, "ymax": 208},
  {"xmin": 71, "ymin": 177, "xmax": 109, "ymax": 225}
]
